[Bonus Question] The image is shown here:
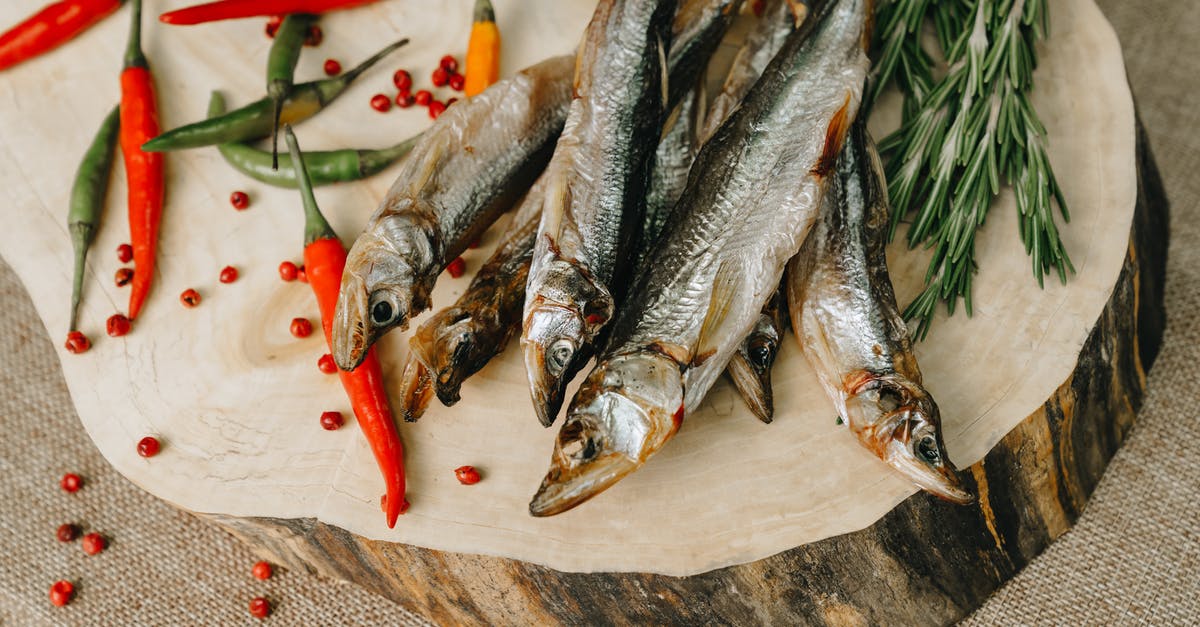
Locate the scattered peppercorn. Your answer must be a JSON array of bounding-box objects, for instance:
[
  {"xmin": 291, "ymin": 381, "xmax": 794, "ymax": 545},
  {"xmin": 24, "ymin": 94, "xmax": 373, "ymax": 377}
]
[
  {"xmin": 230, "ymin": 190, "xmax": 250, "ymax": 210},
  {"xmin": 320, "ymin": 411, "xmax": 344, "ymax": 431},
  {"xmin": 249, "ymin": 596, "xmax": 271, "ymax": 619},
  {"xmin": 180, "ymin": 288, "xmax": 201, "ymax": 308},
  {"xmin": 468, "ymin": 239, "xmax": 480, "ymax": 249},
  {"xmin": 439, "ymin": 55, "xmax": 458, "ymax": 74},
  {"xmin": 219, "ymin": 265, "xmax": 239, "ymax": 284},
  {"xmin": 252, "ymin": 561, "xmax": 273, "ymax": 581},
  {"xmin": 137, "ymin": 436, "xmax": 160, "ymax": 458},
  {"xmin": 370, "ymin": 93, "xmax": 391, "ymax": 112},
  {"xmin": 56, "ymin": 524, "xmax": 80, "ymax": 543},
  {"xmin": 60, "ymin": 473, "xmax": 83, "ymax": 493},
  {"xmin": 454, "ymin": 465, "xmax": 481, "ymax": 485},
  {"xmin": 318, "ymin": 353, "xmax": 337, "ymax": 374},
  {"xmin": 752, "ymin": 0, "xmax": 766, "ymax": 17},
  {"xmin": 290, "ymin": 317, "xmax": 313, "ymax": 338},
  {"xmin": 296, "ymin": 266, "xmax": 308, "ymax": 283},
  {"xmin": 64, "ymin": 331, "xmax": 91, "ymax": 354},
  {"xmin": 429, "ymin": 100, "xmax": 447, "ymax": 119},
  {"xmin": 380, "ymin": 494, "xmax": 411, "ymax": 515},
  {"xmin": 81, "ymin": 532, "xmax": 106, "ymax": 556},
  {"xmin": 449, "ymin": 73, "xmax": 465, "ymax": 91},
  {"xmin": 265, "ymin": 16, "xmax": 282, "ymax": 38},
  {"xmin": 431, "ymin": 67, "xmax": 449, "ymax": 87},
  {"xmin": 414, "ymin": 89, "xmax": 432, "ymax": 106},
  {"xmin": 278, "ymin": 260, "xmax": 299, "ymax": 282},
  {"xmin": 116, "ymin": 243, "xmax": 133, "ymax": 263},
  {"xmin": 446, "ymin": 97, "xmax": 458, "ymax": 107},
  {"xmin": 395, "ymin": 91, "xmax": 414, "ymax": 108},
  {"xmin": 49, "ymin": 581, "xmax": 74, "ymax": 607},
  {"xmin": 392, "ymin": 69, "xmax": 412, "ymax": 91},
  {"xmin": 322, "ymin": 58, "xmax": 341, "ymax": 76},
  {"xmin": 115, "ymin": 267, "xmax": 134, "ymax": 287},
  {"xmin": 106, "ymin": 314, "xmax": 131, "ymax": 337},
  {"xmin": 304, "ymin": 24, "xmax": 323, "ymax": 46},
  {"xmin": 446, "ymin": 256, "xmax": 466, "ymax": 278}
]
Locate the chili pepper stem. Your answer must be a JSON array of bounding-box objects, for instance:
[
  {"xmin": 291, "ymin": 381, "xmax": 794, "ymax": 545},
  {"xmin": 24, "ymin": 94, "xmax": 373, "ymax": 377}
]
[
  {"xmin": 283, "ymin": 126, "xmax": 337, "ymax": 245},
  {"xmin": 124, "ymin": 0, "xmax": 146, "ymax": 69}
]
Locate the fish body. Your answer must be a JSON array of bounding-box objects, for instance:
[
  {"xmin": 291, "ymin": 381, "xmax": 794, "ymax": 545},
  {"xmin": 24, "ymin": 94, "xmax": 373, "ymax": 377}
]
[
  {"xmin": 332, "ymin": 54, "xmax": 575, "ymax": 370},
  {"xmin": 522, "ymin": 0, "xmax": 677, "ymax": 427},
  {"xmin": 786, "ymin": 119, "xmax": 971, "ymax": 503},
  {"xmin": 640, "ymin": 83, "xmax": 706, "ymax": 266},
  {"xmin": 530, "ymin": 0, "xmax": 874, "ymax": 516}
]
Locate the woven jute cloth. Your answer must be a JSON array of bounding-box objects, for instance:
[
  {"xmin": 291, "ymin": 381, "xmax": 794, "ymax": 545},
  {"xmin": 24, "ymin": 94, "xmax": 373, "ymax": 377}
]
[{"xmin": 1, "ymin": 0, "xmax": 1197, "ymax": 624}]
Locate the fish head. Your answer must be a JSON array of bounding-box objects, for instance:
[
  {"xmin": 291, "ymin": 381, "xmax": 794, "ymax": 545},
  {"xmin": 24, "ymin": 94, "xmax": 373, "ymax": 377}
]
[
  {"xmin": 409, "ymin": 306, "xmax": 490, "ymax": 406},
  {"xmin": 727, "ymin": 311, "xmax": 784, "ymax": 422},
  {"xmin": 845, "ymin": 371, "xmax": 974, "ymax": 504},
  {"xmin": 529, "ymin": 351, "xmax": 684, "ymax": 517},
  {"xmin": 522, "ymin": 257, "xmax": 614, "ymax": 426},
  {"xmin": 332, "ymin": 211, "xmax": 439, "ymax": 370}
]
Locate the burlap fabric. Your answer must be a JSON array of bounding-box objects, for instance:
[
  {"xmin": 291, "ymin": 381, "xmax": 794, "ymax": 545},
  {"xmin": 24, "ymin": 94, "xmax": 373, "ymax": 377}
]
[{"xmin": 1, "ymin": 0, "xmax": 1196, "ymax": 623}]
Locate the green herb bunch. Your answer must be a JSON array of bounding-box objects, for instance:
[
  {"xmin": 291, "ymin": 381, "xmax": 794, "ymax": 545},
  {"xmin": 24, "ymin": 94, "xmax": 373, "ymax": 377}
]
[{"xmin": 868, "ymin": 0, "xmax": 1072, "ymax": 340}]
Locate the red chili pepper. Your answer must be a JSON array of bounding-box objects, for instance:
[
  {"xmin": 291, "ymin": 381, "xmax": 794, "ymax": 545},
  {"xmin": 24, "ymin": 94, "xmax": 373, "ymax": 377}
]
[
  {"xmin": 81, "ymin": 532, "xmax": 106, "ymax": 555},
  {"xmin": 252, "ymin": 561, "xmax": 273, "ymax": 580},
  {"xmin": 56, "ymin": 523, "xmax": 80, "ymax": 542},
  {"xmin": 454, "ymin": 465, "xmax": 481, "ymax": 485},
  {"xmin": 249, "ymin": 596, "xmax": 271, "ymax": 619},
  {"xmin": 137, "ymin": 435, "xmax": 160, "ymax": 457},
  {"xmin": 120, "ymin": 0, "xmax": 164, "ymax": 321},
  {"xmin": 49, "ymin": 580, "xmax": 74, "ymax": 607},
  {"xmin": 60, "ymin": 473, "xmax": 83, "ymax": 492},
  {"xmin": 285, "ymin": 127, "xmax": 407, "ymax": 527},
  {"xmin": 160, "ymin": 0, "xmax": 378, "ymax": 25},
  {"xmin": 0, "ymin": 0, "xmax": 124, "ymax": 72}
]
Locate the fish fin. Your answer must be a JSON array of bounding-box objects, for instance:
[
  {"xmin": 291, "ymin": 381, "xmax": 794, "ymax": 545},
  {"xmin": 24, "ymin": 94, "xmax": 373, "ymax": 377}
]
[
  {"xmin": 657, "ymin": 33, "xmax": 669, "ymax": 110},
  {"xmin": 786, "ymin": 0, "xmax": 807, "ymax": 27},
  {"xmin": 695, "ymin": 260, "xmax": 741, "ymax": 362},
  {"xmin": 810, "ymin": 93, "xmax": 853, "ymax": 177}
]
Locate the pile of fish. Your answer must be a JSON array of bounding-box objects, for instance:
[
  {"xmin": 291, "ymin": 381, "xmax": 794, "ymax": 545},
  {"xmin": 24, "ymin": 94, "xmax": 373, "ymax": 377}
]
[{"xmin": 331, "ymin": 0, "xmax": 974, "ymax": 517}]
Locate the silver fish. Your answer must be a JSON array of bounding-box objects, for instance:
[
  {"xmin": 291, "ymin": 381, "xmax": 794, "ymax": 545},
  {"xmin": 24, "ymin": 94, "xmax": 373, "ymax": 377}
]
[
  {"xmin": 726, "ymin": 285, "xmax": 787, "ymax": 422},
  {"xmin": 522, "ymin": 0, "xmax": 678, "ymax": 427},
  {"xmin": 396, "ymin": 176, "xmax": 546, "ymax": 421},
  {"xmin": 640, "ymin": 82, "xmax": 706, "ymax": 265},
  {"xmin": 786, "ymin": 120, "xmax": 971, "ymax": 503},
  {"xmin": 530, "ymin": 0, "xmax": 873, "ymax": 516},
  {"xmin": 332, "ymin": 54, "xmax": 575, "ymax": 371}
]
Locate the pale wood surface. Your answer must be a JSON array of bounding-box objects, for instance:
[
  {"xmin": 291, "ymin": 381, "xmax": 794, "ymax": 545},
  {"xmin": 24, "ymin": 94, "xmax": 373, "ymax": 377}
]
[{"xmin": 0, "ymin": 0, "xmax": 1134, "ymax": 576}]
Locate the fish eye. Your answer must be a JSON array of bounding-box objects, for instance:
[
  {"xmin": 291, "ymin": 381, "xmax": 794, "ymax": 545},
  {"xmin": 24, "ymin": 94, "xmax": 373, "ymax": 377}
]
[
  {"xmin": 546, "ymin": 339, "xmax": 575, "ymax": 375},
  {"xmin": 370, "ymin": 293, "xmax": 398, "ymax": 326},
  {"xmin": 748, "ymin": 338, "xmax": 775, "ymax": 370},
  {"xmin": 917, "ymin": 435, "xmax": 940, "ymax": 463}
]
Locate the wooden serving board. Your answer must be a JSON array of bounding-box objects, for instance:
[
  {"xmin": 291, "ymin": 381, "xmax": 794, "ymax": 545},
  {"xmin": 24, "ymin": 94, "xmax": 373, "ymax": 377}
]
[{"xmin": 0, "ymin": 0, "xmax": 1168, "ymax": 623}]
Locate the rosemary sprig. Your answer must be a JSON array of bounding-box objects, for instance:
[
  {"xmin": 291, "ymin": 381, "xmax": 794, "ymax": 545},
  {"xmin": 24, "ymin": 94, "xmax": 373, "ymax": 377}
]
[{"xmin": 868, "ymin": 0, "xmax": 1072, "ymax": 340}]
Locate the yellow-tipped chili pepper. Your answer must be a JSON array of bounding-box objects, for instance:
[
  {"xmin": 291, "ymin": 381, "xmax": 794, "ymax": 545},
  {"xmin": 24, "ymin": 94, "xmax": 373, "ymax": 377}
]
[{"xmin": 463, "ymin": 0, "xmax": 499, "ymax": 98}]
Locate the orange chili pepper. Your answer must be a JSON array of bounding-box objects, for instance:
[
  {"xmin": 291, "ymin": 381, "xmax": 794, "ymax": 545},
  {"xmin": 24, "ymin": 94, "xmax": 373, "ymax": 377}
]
[
  {"xmin": 463, "ymin": 0, "xmax": 499, "ymax": 98},
  {"xmin": 119, "ymin": 0, "xmax": 163, "ymax": 320},
  {"xmin": 285, "ymin": 126, "xmax": 407, "ymax": 527}
]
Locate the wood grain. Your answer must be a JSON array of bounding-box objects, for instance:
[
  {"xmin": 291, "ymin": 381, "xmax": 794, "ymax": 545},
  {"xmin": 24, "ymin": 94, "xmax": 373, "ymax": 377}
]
[{"xmin": 217, "ymin": 122, "xmax": 1168, "ymax": 625}]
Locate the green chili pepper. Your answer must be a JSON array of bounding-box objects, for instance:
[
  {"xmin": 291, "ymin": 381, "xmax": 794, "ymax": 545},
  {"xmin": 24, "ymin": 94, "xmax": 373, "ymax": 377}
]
[
  {"xmin": 267, "ymin": 13, "xmax": 316, "ymax": 169},
  {"xmin": 68, "ymin": 104, "xmax": 121, "ymax": 330},
  {"xmin": 207, "ymin": 92, "xmax": 420, "ymax": 188},
  {"xmin": 142, "ymin": 37, "xmax": 408, "ymax": 153}
]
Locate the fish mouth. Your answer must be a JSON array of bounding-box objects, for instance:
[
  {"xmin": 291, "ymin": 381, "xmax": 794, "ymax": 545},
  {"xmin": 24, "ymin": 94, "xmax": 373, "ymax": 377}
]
[
  {"xmin": 332, "ymin": 271, "xmax": 376, "ymax": 371},
  {"xmin": 396, "ymin": 352, "xmax": 435, "ymax": 422},
  {"xmin": 522, "ymin": 304, "xmax": 588, "ymax": 427},
  {"xmin": 409, "ymin": 319, "xmax": 472, "ymax": 407},
  {"xmin": 725, "ymin": 352, "xmax": 774, "ymax": 423},
  {"xmin": 528, "ymin": 352, "xmax": 684, "ymax": 517}
]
